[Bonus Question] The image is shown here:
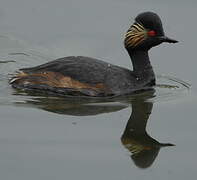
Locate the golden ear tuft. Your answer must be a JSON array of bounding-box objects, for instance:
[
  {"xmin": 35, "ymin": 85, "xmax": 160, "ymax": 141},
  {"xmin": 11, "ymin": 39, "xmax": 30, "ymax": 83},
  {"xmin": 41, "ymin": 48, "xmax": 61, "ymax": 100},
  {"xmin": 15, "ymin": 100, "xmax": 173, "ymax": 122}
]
[{"xmin": 124, "ymin": 22, "xmax": 147, "ymax": 48}]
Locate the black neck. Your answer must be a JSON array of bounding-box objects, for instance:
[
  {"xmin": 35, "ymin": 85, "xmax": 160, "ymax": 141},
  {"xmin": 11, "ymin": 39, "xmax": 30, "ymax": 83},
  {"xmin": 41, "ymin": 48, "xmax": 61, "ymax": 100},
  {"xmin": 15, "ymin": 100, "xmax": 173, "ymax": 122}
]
[{"xmin": 127, "ymin": 49, "xmax": 152, "ymax": 73}]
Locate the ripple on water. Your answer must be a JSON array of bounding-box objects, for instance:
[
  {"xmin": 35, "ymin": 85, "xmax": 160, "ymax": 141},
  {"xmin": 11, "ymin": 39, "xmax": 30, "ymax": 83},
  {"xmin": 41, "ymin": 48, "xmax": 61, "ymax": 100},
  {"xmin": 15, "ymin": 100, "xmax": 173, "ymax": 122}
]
[
  {"xmin": 0, "ymin": 35, "xmax": 54, "ymax": 105},
  {"xmin": 153, "ymin": 74, "xmax": 190, "ymax": 102}
]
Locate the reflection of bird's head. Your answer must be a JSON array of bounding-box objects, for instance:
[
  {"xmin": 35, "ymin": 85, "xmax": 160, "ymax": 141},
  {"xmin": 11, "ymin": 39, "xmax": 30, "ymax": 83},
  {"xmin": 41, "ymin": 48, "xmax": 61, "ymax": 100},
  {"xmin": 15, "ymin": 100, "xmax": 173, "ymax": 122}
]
[
  {"xmin": 121, "ymin": 137, "xmax": 159, "ymax": 168},
  {"xmin": 131, "ymin": 148, "xmax": 159, "ymax": 168},
  {"xmin": 122, "ymin": 137, "xmax": 174, "ymax": 169}
]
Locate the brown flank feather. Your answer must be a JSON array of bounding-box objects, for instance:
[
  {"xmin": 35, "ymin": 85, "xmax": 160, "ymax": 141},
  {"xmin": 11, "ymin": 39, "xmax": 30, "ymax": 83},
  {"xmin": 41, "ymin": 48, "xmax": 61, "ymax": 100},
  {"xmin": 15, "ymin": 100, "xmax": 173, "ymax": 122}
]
[{"xmin": 10, "ymin": 71, "xmax": 107, "ymax": 91}]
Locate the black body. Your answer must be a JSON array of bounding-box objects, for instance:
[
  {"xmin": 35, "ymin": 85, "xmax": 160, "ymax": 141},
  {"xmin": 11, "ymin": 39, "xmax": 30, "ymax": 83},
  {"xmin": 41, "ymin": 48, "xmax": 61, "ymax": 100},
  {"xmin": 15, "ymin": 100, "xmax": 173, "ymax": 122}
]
[{"xmin": 19, "ymin": 56, "xmax": 155, "ymax": 96}]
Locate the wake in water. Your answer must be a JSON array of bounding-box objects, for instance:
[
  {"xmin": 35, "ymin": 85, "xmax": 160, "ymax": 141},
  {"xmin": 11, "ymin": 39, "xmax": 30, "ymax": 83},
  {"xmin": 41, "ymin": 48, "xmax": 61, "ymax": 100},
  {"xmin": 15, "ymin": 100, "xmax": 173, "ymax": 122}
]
[{"xmin": 0, "ymin": 35, "xmax": 54, "ymax": 105}]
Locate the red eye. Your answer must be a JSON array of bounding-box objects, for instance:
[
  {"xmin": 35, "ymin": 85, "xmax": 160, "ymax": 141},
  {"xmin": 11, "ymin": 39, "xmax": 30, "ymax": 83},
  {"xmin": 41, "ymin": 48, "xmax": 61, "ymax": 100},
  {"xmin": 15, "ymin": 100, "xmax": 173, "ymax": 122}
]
[{"xmin": 148, "ymin": 30, "xmax": 156, "ymax": 37}]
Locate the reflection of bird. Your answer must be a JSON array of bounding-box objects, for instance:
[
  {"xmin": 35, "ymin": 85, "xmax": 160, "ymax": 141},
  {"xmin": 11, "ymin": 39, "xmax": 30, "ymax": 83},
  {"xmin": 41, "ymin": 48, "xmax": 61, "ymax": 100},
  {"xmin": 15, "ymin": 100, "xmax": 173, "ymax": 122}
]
[
  {"xmin": 10, "ymin": 12, "xmax": 177, "ymax": 97},
  {"xmin": 14, "ymin": 89, "xmax": 174, "ymax": 168},
  {"xmin": 17, "ymin": 96, "xmax": 127, "ymax": 116},
  {"xmin": 121, "ymin": 98, "xmax": 174, "ymax": 169}
]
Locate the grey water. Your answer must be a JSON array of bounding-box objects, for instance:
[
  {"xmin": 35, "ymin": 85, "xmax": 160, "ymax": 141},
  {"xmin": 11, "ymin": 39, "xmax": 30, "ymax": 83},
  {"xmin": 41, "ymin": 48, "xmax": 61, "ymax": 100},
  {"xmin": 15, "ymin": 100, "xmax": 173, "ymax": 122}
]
[{"xmin": 0, "ymin": 0, "xmax": 197, "ymax": 180}]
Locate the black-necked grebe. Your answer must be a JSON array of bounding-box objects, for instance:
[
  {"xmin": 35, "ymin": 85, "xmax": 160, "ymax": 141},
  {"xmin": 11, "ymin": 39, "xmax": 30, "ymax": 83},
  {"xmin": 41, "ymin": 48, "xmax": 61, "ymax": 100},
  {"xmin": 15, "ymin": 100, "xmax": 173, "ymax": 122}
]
[{"xmin": 10, "ymin": 12, "xmax": 178, "ymax": 97}]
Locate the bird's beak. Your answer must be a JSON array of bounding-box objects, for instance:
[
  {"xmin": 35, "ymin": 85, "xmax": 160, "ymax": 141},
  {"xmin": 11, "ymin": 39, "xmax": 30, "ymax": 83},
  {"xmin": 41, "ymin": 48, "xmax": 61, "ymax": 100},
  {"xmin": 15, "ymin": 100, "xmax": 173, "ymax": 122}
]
[{"xmin": 159, "ymin": 36, "xmax": 178, "ymax": 43}]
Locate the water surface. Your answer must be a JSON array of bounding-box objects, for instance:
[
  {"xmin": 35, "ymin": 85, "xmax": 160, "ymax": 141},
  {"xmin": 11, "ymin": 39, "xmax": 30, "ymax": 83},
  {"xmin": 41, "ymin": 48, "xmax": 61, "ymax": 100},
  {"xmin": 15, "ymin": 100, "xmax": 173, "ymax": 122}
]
[{"xmin": 0, "ymin": 0, "xmax": 197, "ymax": 180}]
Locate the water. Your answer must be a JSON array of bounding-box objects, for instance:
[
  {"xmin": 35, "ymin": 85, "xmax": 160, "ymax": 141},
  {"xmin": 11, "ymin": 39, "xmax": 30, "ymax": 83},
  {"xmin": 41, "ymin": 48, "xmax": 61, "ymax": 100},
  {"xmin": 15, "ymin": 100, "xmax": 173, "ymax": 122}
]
[{"xmin": 0, "ymin": 0, "xmax": 197, "ymax": 180}]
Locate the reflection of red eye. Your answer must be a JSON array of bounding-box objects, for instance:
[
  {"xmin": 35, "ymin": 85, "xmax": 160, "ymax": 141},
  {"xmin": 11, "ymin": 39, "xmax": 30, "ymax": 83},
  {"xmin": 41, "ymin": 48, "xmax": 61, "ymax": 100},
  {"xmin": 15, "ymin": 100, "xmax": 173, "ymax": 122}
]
[{"xmin": 148, "ymin": 30, "xmax": 156, "ymax": 37}]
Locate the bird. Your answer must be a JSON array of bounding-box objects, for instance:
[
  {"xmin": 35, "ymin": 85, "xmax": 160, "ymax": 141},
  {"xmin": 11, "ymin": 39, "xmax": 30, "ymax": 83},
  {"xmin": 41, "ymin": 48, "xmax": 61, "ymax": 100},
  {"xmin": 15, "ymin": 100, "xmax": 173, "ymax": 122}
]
[{"xmin": 9, "ymin": 12, "xmax": 178, "ymax": 97}]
